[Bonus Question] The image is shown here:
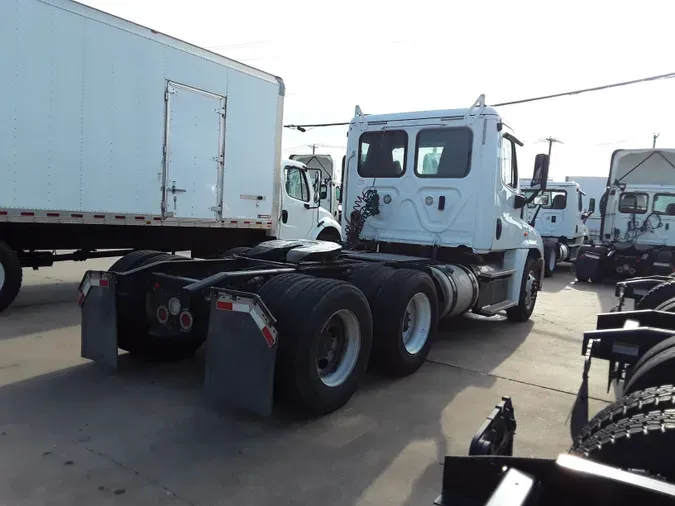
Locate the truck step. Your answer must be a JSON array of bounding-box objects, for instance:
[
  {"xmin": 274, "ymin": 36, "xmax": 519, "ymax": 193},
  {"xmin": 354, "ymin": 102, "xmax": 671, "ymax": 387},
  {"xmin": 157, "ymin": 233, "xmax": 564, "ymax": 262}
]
[
  {"xmin": 476, "ymin": 300, "xmax": 518, "ymax": 316},
  {"xmin": 475, "ymin": 266, "xmax": 516, "ymax": 280}
]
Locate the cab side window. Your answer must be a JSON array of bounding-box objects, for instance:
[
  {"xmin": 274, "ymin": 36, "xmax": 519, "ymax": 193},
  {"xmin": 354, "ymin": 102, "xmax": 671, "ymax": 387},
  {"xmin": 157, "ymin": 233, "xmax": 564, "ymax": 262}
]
[
  {"xmin": 285, "ymin": 167, "xmax": 309, "ymax": 202},
  {"xmin": 500, "ymin": 136, "xmax": 517, "ymax": 189},
  {"xmin": 619, "ymin": 192, "xmax": 648, "ymax": 214}
]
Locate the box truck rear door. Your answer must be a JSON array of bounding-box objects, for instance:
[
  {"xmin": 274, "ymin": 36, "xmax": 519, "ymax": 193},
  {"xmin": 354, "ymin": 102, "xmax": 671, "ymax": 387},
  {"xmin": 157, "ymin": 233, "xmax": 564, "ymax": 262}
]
[{"xmin": 163, "ymin": 82, "xmax": 225, "ymax": 220}]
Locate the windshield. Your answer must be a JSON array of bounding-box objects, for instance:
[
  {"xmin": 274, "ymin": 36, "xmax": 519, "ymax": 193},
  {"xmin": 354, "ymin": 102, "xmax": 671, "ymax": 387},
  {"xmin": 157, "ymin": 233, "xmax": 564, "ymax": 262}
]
[{"xmin": 524, "ymin": 189, "xmax": 567, "ymax": 209}]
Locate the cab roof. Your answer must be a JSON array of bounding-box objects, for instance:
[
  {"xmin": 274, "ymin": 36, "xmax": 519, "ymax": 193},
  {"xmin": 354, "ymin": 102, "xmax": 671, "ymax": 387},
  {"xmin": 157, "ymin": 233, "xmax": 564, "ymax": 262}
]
[{"xmin": 352, "ymin": 106, "xmax": 501, "ymax": 124}]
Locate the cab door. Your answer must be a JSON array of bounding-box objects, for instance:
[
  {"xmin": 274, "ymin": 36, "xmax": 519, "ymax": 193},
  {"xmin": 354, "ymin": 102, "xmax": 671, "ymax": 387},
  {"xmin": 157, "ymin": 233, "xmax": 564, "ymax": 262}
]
[
  {"xmin": 491, "ymin": 132, "xmax": 528, "ymax": 250},
  {"xmin": 277, "ymin": 165, "xmax": 316, "ymax": 240}
]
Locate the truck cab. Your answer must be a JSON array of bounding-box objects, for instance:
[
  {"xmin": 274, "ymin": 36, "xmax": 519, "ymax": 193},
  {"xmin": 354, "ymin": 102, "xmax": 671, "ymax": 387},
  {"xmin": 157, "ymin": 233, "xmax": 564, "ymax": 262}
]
[
  {"xmin": 288, "ymin": 154, "xmax": 342, "ymax": 221},
  {"xmin": 342, "ymin": 95, "xmax": 547, "ymax": 313},
  {"xmin": 277, "ymin": 159, "xmax": 342, "ymax": 242},
  {"xmin": 521, "ymin": 181, "xmax": 593, "ymax": 277},
  {"xmin": 577, "ymin": 149, "xmax": 675, "ymax": 281}
]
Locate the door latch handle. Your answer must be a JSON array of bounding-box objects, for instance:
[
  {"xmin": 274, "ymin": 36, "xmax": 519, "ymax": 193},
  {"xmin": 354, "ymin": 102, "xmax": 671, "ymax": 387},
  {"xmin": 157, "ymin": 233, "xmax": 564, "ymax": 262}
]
[
  {"xmin": 281, "ymin": 209, "xmax": 288, "ymax": 223},
  {"xmin": 170, "ymin": 181, "xmax": 186, "ymax": 194}
]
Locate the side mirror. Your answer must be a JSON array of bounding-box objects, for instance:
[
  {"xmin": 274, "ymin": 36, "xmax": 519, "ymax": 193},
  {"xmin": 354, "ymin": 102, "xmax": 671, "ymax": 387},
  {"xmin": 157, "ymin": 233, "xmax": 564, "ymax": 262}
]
[
  {"xmin": 313, "ymin": 172, "xmax": 321, "ymax": 203},
  {"xmin": 319, "ymin": 184, "xmax": 328, "ymax": 200},
  {"xmin": 514, "ymin": 194, "xmax": 527, "ymax": 209},
  {"xmin": 533, "ymin": 194, "xmax": 549, "ymax": 206},
  {"xmin": 336, "ymin": 186, "xmax": 342, "ymax": 203},
  {"xmin": 531, "ymin": 154, "xmax": 550, "ymax": 191},
  {"xmin": 588, "ymin": 197, "xmax": 596, "ymax": 214}
]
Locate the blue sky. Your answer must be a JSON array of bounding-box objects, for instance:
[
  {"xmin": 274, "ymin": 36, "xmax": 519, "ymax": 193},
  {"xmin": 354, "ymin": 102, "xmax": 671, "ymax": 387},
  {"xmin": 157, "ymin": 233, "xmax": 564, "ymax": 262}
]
[{"xmin": 80, "ymin": 0, "xmax": 674, "ymax": 181}]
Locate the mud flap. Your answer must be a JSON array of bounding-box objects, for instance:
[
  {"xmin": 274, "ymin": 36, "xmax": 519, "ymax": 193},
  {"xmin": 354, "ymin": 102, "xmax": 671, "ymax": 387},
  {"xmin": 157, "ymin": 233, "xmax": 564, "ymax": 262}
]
[
  {"xmin": 79, "ymin": 271, "xmax": 119, "ymax": 369},
  {"xmin": 569, "ymin": 339, "xmax": 593, "ymax": 440},
  {"xmin": 204, "ymin": 291, "xmax": 278, "ymax": 416}
]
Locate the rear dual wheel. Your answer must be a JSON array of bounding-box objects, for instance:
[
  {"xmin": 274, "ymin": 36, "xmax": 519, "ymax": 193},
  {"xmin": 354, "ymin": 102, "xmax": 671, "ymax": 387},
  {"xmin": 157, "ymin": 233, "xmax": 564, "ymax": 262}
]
[
  {"xmin": 348, "ymin": 265, "xmax": 438, "ymax": 377},
  {"xmin": 259, "ymin": 274, "xmax": 373, "ymax": 416}
]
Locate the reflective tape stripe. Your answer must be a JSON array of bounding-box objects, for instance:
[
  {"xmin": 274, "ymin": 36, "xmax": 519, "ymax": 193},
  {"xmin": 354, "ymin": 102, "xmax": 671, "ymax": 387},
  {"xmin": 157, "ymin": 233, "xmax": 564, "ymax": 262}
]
[
  {"xmin": 77, "ymin": 273, "xmax": 110, "ymax": 306},
  {"xmin": 216, "ymin": 294, "xmax": 277, "ymax": 348}
]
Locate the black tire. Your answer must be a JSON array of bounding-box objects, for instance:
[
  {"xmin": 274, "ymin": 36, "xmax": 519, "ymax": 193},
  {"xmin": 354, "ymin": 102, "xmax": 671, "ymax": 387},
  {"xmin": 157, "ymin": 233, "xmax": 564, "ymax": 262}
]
[
  {"xmin": 624, "ymin": 346, "xmax": 675, "ymax": 395},
  {"xmin": 544, "ymin": 245, "xmax": 556, "ymax": 278},
  {"xmin": 574, "ymin": 384, "xmax": 675, "ymax": 444},
  {"xmin": 0, "ymin": 241, "xmax": 22, "ymax": 313},
  {"xmin": 625, "ymin": 336, "xmax": 675, "ymax": 386},
  {"xmin": 369, "ymin": 269, "xmax": 438, "ymax": 377},
  {"xmin": 116, "ymin": 253, "xmax": 200, "ymax": 361},
  {"xmin": 571, "ymin": 388, "xmax": 675, "ymax": 481},
  {"xmin": 574, "ymin": 245, "xmax": 592, "ymax": 282},
  {"xmin": 259, "ymin": 275, "xmax": 373, "ymax": 416},
  {"xmin": 346, "ymin": 263, "xmax": 396, "ymax": 306},
  {"xmin": 506, "ymin": 257, "xmax": 540, "ymax": 322},
  {"xmin": 109, "ymin": 250, "xmax": 166, "ymax": 273},
  {"xmin": 316, "ymin": 228, "xmax": 342, "ymax": 243},
  {"xmin": 635, "ymin": 281, "xmax": 675, "ymax": 311},
  {"xmin": 220, "ymin": 247, "xmax": 252, "ymax": 257}
]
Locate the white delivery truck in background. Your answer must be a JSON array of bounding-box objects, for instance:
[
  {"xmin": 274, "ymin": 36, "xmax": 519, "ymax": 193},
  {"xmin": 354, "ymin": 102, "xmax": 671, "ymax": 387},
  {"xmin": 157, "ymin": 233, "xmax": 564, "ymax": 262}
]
[
  {"xmin": 565, "ymin": 175, "xmax": 607, "ymax": 241},
  {"xmin": 520, "ymin": 180, "xmax": 595, "ymax": 277},
  {"xmin": 0, "ymin": 0, "xmax": 340, "ymax": 312}
]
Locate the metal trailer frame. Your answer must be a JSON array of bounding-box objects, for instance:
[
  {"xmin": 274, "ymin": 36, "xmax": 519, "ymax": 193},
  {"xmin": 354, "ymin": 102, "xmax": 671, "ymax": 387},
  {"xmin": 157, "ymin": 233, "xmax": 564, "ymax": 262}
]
[
  {"xmin": 77, "ymin": 240, "xmax": 436, "ymax": 416},
  {"xmin": 435, "ymin": 398, "xmax": 675, "ymax": 506},
  {"xmin": 568, "ymin": 275, "xmax": 675, "ymax": 435}
]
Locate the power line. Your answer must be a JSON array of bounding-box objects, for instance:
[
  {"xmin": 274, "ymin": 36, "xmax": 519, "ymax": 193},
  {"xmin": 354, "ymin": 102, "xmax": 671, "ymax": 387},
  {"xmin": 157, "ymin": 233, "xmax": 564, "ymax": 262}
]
[
  {"xmin": 493, "ymin": 71, "xmax": 675, "ymax": 107},
  {"xmin": 284, "ymin": 71, "xmax": 675, "ymax": 131}
]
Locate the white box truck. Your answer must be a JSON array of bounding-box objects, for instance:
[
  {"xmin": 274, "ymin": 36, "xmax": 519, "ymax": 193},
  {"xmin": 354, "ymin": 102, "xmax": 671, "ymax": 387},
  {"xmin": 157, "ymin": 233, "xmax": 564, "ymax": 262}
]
[{"xmin": 0, "ymin": 0, "xmax": 340, "ymax": 312}]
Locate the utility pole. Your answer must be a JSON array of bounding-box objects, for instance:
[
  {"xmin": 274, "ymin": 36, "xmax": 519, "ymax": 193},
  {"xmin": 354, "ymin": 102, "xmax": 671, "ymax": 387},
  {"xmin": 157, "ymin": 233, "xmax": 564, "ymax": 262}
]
[
  {"xmin": 653, "ymin": 133, "xmax": 660, "ymax": 148},
  {"xmin": 543, "ymin": 136, "xmax": 563, "ymax": 156},
  {"xmin": 309, "ymin": 144, "xmax": 318, "ymax": 154}
]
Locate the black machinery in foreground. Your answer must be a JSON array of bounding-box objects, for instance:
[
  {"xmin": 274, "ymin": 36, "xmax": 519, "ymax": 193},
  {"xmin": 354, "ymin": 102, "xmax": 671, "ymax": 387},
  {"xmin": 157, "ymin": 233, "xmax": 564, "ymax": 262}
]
[
  {"xmin": 437, "ymin": 397, "xmax": 675, "ymax": 505},
  {"xmin": 436, "ymin": 274, "xmax": 675, "ymax": 504}
]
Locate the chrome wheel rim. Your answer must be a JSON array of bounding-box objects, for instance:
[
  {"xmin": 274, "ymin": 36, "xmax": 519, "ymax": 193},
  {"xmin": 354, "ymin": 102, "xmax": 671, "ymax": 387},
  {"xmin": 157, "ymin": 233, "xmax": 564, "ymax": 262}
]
[
  {"xmin": 402, "ymin": 293, "xmax": 432, "ymax": 354},
  {"xmin": 0, "ymin": 262, "xmax": 5, "ymax": 291},
  {"xmin": 548, "ymin": 251, "xmax": 556, "ymax": 271},
  {"xmin": 316, "ymin": 309, "xmax": 361, "ymax": 387}
]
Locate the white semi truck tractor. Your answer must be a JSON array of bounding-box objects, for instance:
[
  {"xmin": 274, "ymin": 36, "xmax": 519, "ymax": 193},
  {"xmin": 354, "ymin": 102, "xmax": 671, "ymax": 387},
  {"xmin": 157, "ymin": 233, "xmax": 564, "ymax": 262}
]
[
  {"xmin": 521, "ymin": 181, "xmax": 595, "ymax": 277},
  {"xmin": 78, "ymin": 92, "xmax": 549, "ymax": 417},
  {"xmin": 576, "ymin": 149, "xmax": 675, "ymax": 282}
]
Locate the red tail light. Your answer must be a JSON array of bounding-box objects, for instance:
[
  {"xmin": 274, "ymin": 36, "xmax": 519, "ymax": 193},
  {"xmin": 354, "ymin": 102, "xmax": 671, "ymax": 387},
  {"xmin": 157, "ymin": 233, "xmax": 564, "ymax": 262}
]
[
  {"xmin": 179, "ymin": 311, "xmax": 193, "ymax": 331},
  {"xmin": 156, "ymin": 305, "xmax": 169, "ymax": 324}
]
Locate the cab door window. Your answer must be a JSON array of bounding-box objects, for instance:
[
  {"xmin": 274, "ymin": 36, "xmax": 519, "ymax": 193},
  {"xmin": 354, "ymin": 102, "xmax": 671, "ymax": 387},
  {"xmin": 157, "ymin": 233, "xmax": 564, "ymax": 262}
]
[
  {"xmin": 285, "ymin": 167, "xmax": 309, "ymax": 202},
  {"xmin": 500, "ymin": 136, "xmax": 518, "ymax": 189}
]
